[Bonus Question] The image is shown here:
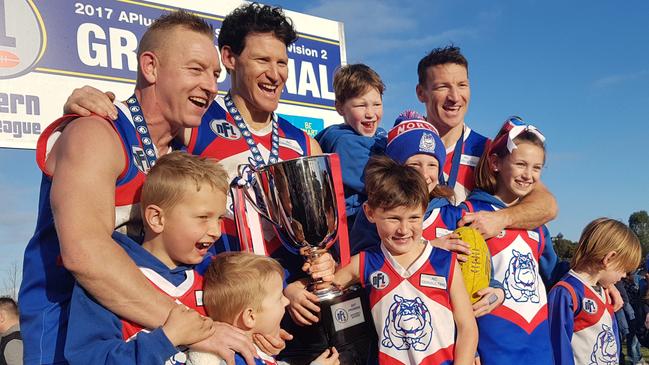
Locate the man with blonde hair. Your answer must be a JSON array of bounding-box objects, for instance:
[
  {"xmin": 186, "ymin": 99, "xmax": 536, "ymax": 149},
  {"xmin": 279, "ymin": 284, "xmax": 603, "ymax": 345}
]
[{"xmin": 18, "ymin": 10, "xmax": 257, "ymax": 365}]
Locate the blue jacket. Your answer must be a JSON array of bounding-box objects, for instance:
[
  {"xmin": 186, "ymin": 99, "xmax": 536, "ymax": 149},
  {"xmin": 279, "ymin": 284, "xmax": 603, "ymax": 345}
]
[{"xmin": 315, "ymin": 124, "xmax": 386, "ymax": 223}]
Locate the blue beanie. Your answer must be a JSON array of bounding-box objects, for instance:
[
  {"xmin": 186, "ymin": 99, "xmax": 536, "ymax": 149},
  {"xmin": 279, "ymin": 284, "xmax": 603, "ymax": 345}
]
[{"xmin": 386, "ymin": 110, "xmax": 446, "ymax": 179}]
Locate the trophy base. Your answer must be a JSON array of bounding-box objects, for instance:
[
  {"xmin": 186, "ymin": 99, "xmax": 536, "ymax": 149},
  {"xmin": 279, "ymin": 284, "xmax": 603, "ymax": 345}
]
[
  {"xmin": 309, "ymin": 284, "xmax": 343, "ymax": 301},
  {"xmin": 278, "ymin": 284, "xmax": 376, "ymax": 365},
  {"xmin": 319, "ymin": 284, "xmax": 375, "ymax": 348}
]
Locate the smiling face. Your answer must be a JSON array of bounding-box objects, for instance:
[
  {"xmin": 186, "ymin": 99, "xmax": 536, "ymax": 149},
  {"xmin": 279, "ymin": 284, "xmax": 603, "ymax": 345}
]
[
  {"xmin": 222, "ymin": 32, "xmax": 288, "ymax": 123},
  {"xmin": 404, "ymin": 153, "xmax": 440, "ymax": 193},
  {"xmin": 159, "ymin": 184, "xmax": 227, "ymax": 267},
  {"xmin": 491, "ymin": 142, "xmax": 545, "ymax": 204},
  {"xmin": 416, "ymin": 63, "xmax": 470, "ymax": 137},
  {"xmin": 336, "ymin": 87, "xmax": 383, "ymax": 137},
  {"xmin": 365, "ymin": 204, "xmax": 425, "ymax": 259},
  {"xmin": 252, "ymin": 271, "xmax": 290, "ymax": 337},
  {"xmin": 152, "ymin": 27, "xmax": 220, "ymax": 128}
]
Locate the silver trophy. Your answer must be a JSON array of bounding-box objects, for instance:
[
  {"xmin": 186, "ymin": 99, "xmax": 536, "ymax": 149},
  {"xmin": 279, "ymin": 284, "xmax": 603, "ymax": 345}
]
[{"xmin": 239, "ymin": 155, "xmax": 342, "ymax": 300}]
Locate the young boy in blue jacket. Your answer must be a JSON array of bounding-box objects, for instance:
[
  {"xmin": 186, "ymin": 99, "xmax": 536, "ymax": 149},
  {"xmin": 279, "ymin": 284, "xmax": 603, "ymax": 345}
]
[{"xmin": 315, "ymin": 64, "xmax": 386, "ymax": 230}]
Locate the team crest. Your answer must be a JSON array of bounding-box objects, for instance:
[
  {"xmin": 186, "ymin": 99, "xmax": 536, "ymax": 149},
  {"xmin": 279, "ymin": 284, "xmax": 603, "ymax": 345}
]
[
  {"xmin": 382, "ymin": 295, "xmax": 432, "ymax": 351},
  {"xmin": 418, "ymin": 133, "xmax": 436, "ymax": 153},
  {"xmin": 589, "ymin": 323, "xmax": 617, "ymax": 365},
  {"xmin": 210, "ymin": 119, "xmax": 242, "ymax": 140},
  {"xmin": 369, "ymin": 270, "xmax": 390, "ymax": 290},
  {"xmin": 504, "ymin": 249, "xmax": 540, "ymax": 303}
]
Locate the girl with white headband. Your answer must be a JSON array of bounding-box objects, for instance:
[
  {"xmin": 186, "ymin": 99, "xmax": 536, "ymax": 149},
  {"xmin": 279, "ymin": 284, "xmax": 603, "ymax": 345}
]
[{"xmin": 462, "ymin": 116, "xmax": 558, "ymax": 365}]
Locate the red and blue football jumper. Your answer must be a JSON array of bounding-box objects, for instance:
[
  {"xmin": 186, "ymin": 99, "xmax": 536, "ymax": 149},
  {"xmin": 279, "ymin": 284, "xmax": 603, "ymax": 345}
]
[
  {"xmin": 18, "ymin": 102, "xmax": 168, "ymax": 365},
  {"xmin": 443, "ymin": 125, "xmax": 488, "ymax": 204},
  {"xmin": 188, "ymin": 98, "xmax": 312, "ymax": 280},
  {"xmin": 462, "ymin": 189, "xmax": 558, "ymax": 365},
  {"xmin": 359, "ymin": 243, "xmax": 457, "ymax": 365},
  {"xmin": 65, "ymin": 232, "xmax": 204, "ymax": 365},
  {"xmin": 548, "ymin": 270, "xmax": 619, "ymax": 365},
  {"xmin": 315, "ymin": 123, "xmax": 387, "ymax": 227}
]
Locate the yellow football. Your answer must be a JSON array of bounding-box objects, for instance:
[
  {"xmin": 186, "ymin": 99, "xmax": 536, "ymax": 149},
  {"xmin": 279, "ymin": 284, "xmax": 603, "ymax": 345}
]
[{"xmin": 454, "ymin": 226, "xmax": 491, "ymax": 304}]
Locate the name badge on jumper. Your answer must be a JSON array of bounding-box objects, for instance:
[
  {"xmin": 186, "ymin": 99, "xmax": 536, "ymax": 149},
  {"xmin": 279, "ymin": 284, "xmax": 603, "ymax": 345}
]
[
  {"xmin": 278, "ymin": 138, "xmax": 304, "ymax": 155},
  {"xmin": 460, "ymin": 154, "xmax": 479, "ymax": 167},
  {"xmin": 420, "ymin": 274, "xmax": 447, "ymax": 289},
  {"xmin": 195, "ymin": 290, "xmax": 204, "ymax": 306}
]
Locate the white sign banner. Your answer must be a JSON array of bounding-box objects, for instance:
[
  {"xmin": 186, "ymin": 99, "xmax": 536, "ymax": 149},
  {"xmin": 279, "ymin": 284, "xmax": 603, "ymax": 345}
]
[{"xmin": 0, "ymin": 0, "xmax": 346, "ymax": 149}]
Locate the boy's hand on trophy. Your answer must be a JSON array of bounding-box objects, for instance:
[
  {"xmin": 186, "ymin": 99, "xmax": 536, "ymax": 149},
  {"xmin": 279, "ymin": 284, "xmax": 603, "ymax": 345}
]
[
  {"xmin": 284, "ymin": 280, "xmax": 320, "ymax": 326},
  {"xmin": 302, "ymin": 252, "xmax": 336, "ymax": 283}
]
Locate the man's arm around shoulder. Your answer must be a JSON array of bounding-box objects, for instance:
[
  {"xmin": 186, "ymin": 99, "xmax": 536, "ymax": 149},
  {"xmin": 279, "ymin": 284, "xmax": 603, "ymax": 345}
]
[{"xmin": 49, "ymin": 117, "xmax": 174, "ymax": 327}]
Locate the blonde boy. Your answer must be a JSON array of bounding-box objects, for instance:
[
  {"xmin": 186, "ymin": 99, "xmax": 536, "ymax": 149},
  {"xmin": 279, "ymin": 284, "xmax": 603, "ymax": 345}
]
[
  {"xmin": 548, "ymin": 218, "xmax": 641, "ymax": 365},
  {"xmin": 188, "ymin": 252, "xmax": 340, "ymax": 365},
  {"xmin": 65, "ymin": 152, "xmax": 230, "ymax": 364},
  {"xmin": 333, "ymin": 155, "xmax": 478, "ymax": 365}
]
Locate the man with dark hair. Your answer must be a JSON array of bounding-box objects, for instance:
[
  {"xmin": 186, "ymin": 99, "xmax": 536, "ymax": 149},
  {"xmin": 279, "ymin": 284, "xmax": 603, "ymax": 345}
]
[
  {"xmin": 0, "ymin": 297, "xmax": 21, "ymax": 365},
  {"xmin": 62, "ymin": 2, "xmax": 336, "ymax": 361},
  {"xmin": 18, "ymin": 10, "xmax": 260, "ymax": 365},
  {"xmin": 416, "ymin": 45, "xmax": 557, "ymax": 238}
]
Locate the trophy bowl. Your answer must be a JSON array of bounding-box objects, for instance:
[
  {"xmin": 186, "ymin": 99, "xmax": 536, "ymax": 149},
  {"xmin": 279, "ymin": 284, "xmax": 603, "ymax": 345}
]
[{"xmin": 241, "ymin": 155, "xmax": 342, "ymax": 300}]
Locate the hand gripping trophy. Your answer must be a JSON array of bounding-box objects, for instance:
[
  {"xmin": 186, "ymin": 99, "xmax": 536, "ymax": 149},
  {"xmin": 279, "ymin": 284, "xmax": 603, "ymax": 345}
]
[{"xmin": 235, "ymin": 154, "xmax": 373, "ymax": 347}]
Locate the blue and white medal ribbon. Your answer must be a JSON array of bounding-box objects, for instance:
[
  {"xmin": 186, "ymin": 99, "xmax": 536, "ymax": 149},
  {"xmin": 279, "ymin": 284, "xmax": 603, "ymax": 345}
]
[
  {"xmin": 224, "ymin": 92, "xmax": 280, "ymax": 169},
  {"xmin": 126, "ymin": 94, "xmax": 157, "ymax": 170}
]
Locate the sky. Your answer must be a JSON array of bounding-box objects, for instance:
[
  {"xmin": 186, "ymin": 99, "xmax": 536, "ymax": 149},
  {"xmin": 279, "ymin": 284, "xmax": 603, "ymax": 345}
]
[{"xmin": 1, "ymin": 0, "xmax": 649, "ymax": 294}]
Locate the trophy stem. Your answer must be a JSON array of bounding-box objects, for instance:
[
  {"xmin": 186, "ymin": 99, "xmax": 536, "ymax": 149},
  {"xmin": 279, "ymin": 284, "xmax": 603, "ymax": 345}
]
[{"xmin": 304, "ymin": 247, "xmax": 343, "ymax": 301}]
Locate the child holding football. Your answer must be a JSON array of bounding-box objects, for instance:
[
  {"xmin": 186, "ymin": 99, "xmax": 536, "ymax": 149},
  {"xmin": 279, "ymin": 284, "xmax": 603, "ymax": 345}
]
[
  {"xmin": 349, "ymin": 111, "xmax": 460, "ymax": 252},
  {"xmin": 350, "ymin": 111, "xmax": 504, "ymax": 316},
  {"xmin": 332, "ymin": 155, "xmax": 478, "ymax": 365},
  {"xmin": 548, "ymin": 218, "xmax": 641, "ymax": 365},
  {"xmin": 461, "ymin": 116, "xmax": 559, "ymax": 364}
]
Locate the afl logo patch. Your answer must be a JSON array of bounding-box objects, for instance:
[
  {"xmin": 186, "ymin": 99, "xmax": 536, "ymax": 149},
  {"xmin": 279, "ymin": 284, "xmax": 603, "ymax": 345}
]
[
  {"xmin": 334, "ymin": 308, "xmax": 348, "ymax": 323},
  {"xmin": 369, "ymin": 270, "xmax": 389, "ymax": 290},
  {"xmin": 582, "ymin": 298, "xmax": 598, "ymax": 314},
  {"xmin": 210, "ymin": 119, "xmax": 242, "ymax": 140},
  {"xmin": 0, "ymin": 1, "xmax": 46, "ymax": 79}
]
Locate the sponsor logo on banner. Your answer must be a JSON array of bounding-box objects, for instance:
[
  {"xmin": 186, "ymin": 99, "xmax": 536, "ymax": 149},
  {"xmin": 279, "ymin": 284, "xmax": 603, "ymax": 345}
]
[{"xmin": 0, "ymin": 0, "xmax": 45, "ymax": 79}]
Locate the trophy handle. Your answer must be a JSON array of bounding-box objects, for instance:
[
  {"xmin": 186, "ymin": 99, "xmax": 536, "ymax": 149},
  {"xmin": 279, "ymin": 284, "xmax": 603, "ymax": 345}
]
[{"xmin": 237, "ymin": 164, "xmax": 274, "ymax": 222}]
